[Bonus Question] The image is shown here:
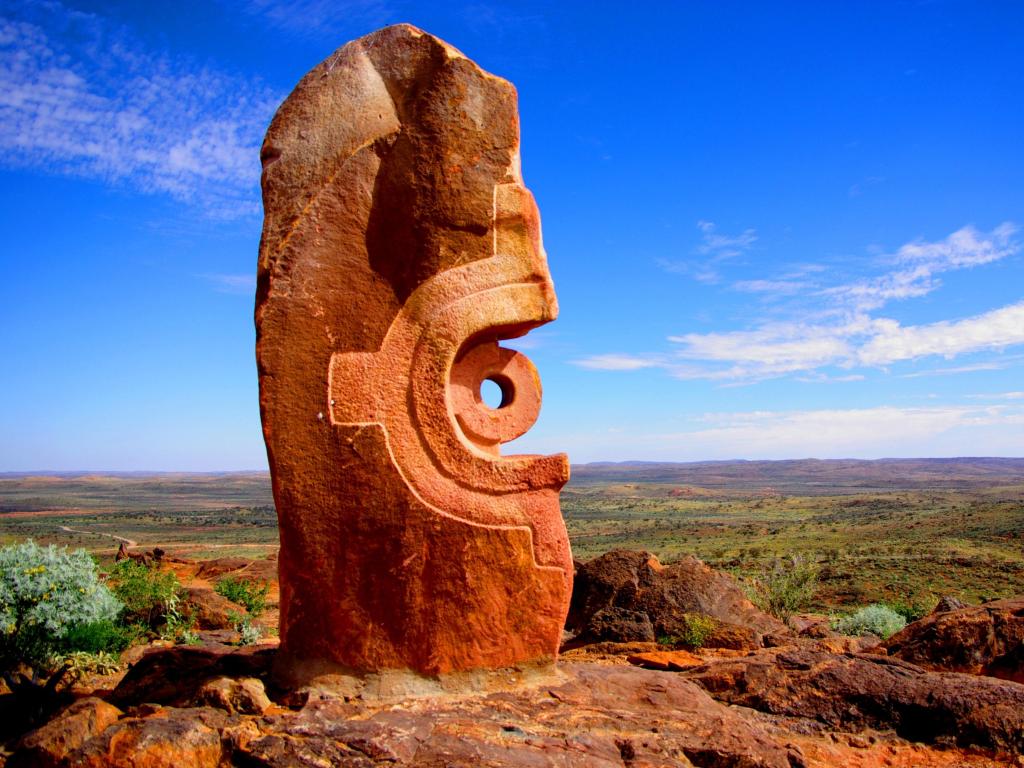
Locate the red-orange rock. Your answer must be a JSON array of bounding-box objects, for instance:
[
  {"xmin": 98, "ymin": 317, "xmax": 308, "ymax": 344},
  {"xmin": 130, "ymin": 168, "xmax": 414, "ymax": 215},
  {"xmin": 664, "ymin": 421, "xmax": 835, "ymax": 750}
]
[
  {"xmin": 9, "ymin": 697, "xmax": 122, "ymax": 768},
  {"xmin": 256, "ymin": 24, "xmax": 571, "ymax": 681},
  {"xmin": 627, "ymin": 650, "xmax": 704, "ymax": 671},
  {"xmin": 882, "ymin": 596, "xmax": 1024, "ymax": 682}
]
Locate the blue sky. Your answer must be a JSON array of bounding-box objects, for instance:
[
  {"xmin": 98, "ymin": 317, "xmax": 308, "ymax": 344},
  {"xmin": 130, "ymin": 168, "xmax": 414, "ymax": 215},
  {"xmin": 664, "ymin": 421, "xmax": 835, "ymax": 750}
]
[{"xmin": 2, "ymin": 0, "xmax": 1023, "ymax": 470}]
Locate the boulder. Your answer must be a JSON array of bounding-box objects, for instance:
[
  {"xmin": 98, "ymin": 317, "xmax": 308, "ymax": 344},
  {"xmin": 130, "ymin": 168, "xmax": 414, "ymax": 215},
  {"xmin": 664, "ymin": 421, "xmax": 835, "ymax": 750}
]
[
  {"xmin": 567, "ymin": 550, "xmax": 788, "ymax": 648},
  {"xmin": 68, "ymin": 706, "xmax": 226, "ymax": 768},
  {"xmin": 882, "ymin": 596, "xmax": 1024, "ymax": 682},
  {"xmin": 579, "ymin": 606, "xmax": 655, "ymax": 643},
  {"xmin": 180, "ymin": 586, "xmax": 245, "ymax": 630},
  {"xmin": 111, "ymin": 645, "xmax": 274, "ymax": 709},
  {"xmin": 680, "ymin": 648, "xmax": 1024, "ymax": 753},
  {"xmin": 9, "ymin": 698, "xmax": 122, "ymax": 768},
  {"xmin": 194, "ymin": 676, "xmax": 271, "ymax": 715},
  {"xmin": 932, "ymin": 595, "xmax": 968, "ymax": 614}
]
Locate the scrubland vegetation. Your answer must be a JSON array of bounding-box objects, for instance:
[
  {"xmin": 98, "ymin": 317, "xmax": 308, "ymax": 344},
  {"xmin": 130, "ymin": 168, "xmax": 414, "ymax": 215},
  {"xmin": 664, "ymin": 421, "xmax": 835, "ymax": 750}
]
[{"xmin": 1, "ymin": 462, "xmax": 1022, "ymax": 617}]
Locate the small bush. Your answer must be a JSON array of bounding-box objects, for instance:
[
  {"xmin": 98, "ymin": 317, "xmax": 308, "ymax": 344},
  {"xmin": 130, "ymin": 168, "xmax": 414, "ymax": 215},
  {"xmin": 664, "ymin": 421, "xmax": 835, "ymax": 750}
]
[
  {"xmin": 658, "ymin": 613, "xmax": 717, "ymax": 649},
  {"xmin": 61, "ymin": 619, "xmax": 142, "ymax": 655},
  {"xmin": 216, "ymin": 577, "xmax": 269, "ymax": 617},
  {"xmin": 229, "ymin": 611, "xmax": 262, "ymax": 646},
  {"xmin": 61, "ymin": 651, "xmax": 120, "ymax": 679},
  {"xmin": 743, "ymin": 556, "xmax": 818, "ymax": 621},
  {"xmin": 0, "ymin": 540, "xmax": 121, "ymax": 676},
  {"xmin": 833, "ymin": 604, "xmax": 906, "ymax": 639},
  {"xmin": 885, "ymin": 592, "xmax": 936, "ymax": 623},
  {"xmin": 108, "ymin": 559, "xmax": 180, "ymax": 628}
]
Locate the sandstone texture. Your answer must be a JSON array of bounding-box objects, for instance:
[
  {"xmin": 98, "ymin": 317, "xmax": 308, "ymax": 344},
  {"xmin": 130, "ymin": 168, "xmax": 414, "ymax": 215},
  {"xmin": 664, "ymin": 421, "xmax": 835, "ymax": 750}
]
[
  {"xmin": 567, "ymin": 550, "xmax": 788, "ymax": 647},
  {"xmin": 256, "ymin": 23, "xmax": 571, "ymax": 681},
  {"xmin": 12, "ymin": 645, "xmax": 1024, "ymax": 767},
  {"xmin": 882, "ymin": 596, "xmax": 1024, "ymax": 682},
  {"xmin": 679, "ymin": 647, "xmax": 1024, "ymax": 753}
]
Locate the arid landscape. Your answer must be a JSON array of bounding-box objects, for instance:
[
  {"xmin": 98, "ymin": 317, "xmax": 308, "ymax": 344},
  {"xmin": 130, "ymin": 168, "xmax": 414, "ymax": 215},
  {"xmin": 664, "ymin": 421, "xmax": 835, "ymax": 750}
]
[
  {"xmin": 4, "ymin": 457, "xmax": 1022, "ymax": 611},
  {"xmin": 3, "ymin": 458, "xmax": 1024, "ymax": 766}
]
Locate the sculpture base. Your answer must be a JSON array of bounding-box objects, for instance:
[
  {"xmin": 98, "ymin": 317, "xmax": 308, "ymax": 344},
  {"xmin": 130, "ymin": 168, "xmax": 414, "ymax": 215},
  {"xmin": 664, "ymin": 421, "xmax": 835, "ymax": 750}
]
[{"xmin": 271, "ymin": 654, "xmax": 561, "ymax": 701}]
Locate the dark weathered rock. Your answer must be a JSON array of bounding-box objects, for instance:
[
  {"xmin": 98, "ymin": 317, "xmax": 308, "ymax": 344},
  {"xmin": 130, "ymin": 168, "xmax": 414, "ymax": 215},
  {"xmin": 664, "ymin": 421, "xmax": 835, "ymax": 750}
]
[
  {"xmin": 679, "ymin": 647, "xmax": 1024, "ymax": 753},
  {"xmin": 932, "ymin": 595, "xmax": 969, "ymax": 614},
  {"xmin": 567, "ymin": 550, "xmax": 788, "ymax": 649},
  {"xmin": 257, "ymin": 22, "xmax": 572, "ymax": 681},
  {"xmin": 882, "ymin": 596, "xmax": 1024, "ymax": 682},
  {"xmin": 8, "ymin": 697, "xmax": 122, "ymax": 768},
  {"xmin": 180, "ymin": 586, "xmax": 246, "ymax": 630},
  {"xmin": 579, "ymin": 606, "xmax": 656, "ymax": 643},
  {"xmin": 111, "ymin": 646, "xmax": 274, "ymax": 708}
]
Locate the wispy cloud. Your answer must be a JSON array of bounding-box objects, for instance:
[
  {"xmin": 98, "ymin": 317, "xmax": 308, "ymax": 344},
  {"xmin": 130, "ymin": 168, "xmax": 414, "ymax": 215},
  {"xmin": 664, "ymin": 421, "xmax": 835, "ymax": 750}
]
[
  {"xmin": 231, "ymin": 0, "xmax": 391, "ymax": 38},
  {"xmin": 824, "ymin": 223, "xmax": 1018, "ymax": 312},
  {"xmin": 0, "ymin": 1, "xmax": 281, "ymax": 218},
  {"xmin": 658, "ymin": 220, "xmax": 757, "ymax": 283},
  {"xmin": 572, "ymin": 353, "xmax": 663, "ymax": 371},
  {"xmin": 202, "ymin": 273, "xmax": 256, "ymax": 294},
  {"xmin": 580, "ymin": 224, "xmax": 1022, "ymax": 383},
  {"xmin": 530, "ymin": 403, "xmax": 1024, "ymax": 462}
]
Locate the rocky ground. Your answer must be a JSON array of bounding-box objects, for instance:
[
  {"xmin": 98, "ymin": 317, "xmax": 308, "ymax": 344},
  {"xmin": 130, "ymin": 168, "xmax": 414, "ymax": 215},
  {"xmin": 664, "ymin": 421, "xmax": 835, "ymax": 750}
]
[{"xmin": 3, "ymin": 548, "xmax": 1024, "ymax": 767}]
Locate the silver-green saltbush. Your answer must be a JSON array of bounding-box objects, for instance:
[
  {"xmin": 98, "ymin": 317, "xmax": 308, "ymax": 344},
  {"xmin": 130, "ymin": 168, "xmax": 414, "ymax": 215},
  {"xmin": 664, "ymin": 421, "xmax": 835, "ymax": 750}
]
[
  {"xmin": 0, "ymin": 540, "xmax": 121, "ymax": 673},
  {"xmin": 833, "ymin": 603, "xmax": 906, "ymax": 640}
]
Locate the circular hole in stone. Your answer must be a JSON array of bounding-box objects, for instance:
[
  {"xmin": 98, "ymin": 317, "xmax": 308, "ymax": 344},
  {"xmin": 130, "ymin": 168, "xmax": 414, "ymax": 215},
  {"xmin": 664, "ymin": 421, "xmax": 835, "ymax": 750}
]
[{"xmin": 480, "ymin": 376, "xmax": 513, "ymax": 409}]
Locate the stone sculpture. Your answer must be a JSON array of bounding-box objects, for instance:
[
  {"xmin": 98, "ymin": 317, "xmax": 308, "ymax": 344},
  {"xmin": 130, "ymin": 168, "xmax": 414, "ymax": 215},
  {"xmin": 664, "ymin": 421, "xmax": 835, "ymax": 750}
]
[{"xmin": 255, "ymin": 24, "xmax": 572, "ymax": 683}]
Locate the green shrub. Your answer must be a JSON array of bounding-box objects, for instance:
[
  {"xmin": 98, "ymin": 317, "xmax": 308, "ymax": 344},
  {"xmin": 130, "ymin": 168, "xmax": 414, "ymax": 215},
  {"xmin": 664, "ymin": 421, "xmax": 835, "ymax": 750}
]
[
  {"xmin": 107, "ymin": 559, "xmax": 180, "ymax": 628},
  {"xmin": 833, "ymin": 604, "xmax": 906, "ymax": 639},
  {"xmin": 885, "ymin": 592, "xmax": 936, "ymax": 623},
  {"xmin": 228, "ymin": 611, "xmax": 262, "ymax": 646},
  {"xmin": 61, "ymin": 619, "xmax": 142, "ymax": 655},
  {"xmin": 658, "ymin": 613, "xmax": 717, "ymax": 649},
  {"xmin": 0, "ymin": 540, "xmax": 121, "ymax": 677},
  {"xmin": 61, "ymin": 650, "xmax": 120, "ymax": 678},
  {"xmin": 215, "ymin": 577, "xmax": 269, "ymax": 617},
  {"xmin": 743, "ymin": 556, "xmax": 818, "ymax": 621}
]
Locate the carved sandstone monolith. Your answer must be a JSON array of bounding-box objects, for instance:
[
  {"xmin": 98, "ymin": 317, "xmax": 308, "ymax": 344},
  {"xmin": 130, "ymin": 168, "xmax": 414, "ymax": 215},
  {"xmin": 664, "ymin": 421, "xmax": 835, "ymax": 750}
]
[{"xmin": 255, "ymin": 24, "xmax": 572, "ymax": 683}]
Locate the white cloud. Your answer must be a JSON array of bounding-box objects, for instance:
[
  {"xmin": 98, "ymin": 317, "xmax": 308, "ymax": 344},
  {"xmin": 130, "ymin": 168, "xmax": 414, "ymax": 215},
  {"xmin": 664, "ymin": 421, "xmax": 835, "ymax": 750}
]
[
  {"xmin": 825, "ymin": 224, "xmax": 1018, "ymax": 311},
  {"xmin": 203, "ymin": 273, "xmax": 256, "ymax": 294},
  {"xmin": 695, "ymin": 219, "xmax": 757, "ymax": 257},
  {"xmin": 0, "ymin": 2, "xmax": 281, "ymax": 217},
  {"xmin": 732, "ymin": 279, "xmax": 808, "ymax": 294},
  {"xmin": 659, "ymin": 221, "xmax": 757, "ymax": 283},
  {"xmin": 572, "ymin": 354, "xmax": 662, "ymax": 371},
  {"xmin": 857, "ymin": 301, "xmax": 1024, "ymax": 365},
  {"xmin": 232, "ymin": 0, "xmax": 391, "ymax": 37},
  {"xmin": 587, "ymin": 224, "xmax": 1023, "ymax": 383},
  {"xmin": 528, "ymin": 404, "xmax": 1024, "ymax": 462}
]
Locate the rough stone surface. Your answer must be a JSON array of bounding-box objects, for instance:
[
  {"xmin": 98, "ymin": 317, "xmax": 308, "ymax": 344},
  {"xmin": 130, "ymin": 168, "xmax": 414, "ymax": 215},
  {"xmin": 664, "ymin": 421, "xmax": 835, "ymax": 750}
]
[
  {"xmin": 882, "ymin": 596, "xmax": 1024, "ymax": 682},
  {"xmin": 110, "ymin": 645, "xmax": 274, "ymax": 708},
  {"xmin": 8, "ymin": 697, "xmax": 122, "ymax": 768},
  {"xmin": 236, "ymin": 663, "xmax": 799, "ymax": 768},
  {"xmin": 256, "ymin": 23, "xmax": 571, "ymax": 681},
  {"xmin": 194, "ymin": 676, "xmax": 272, "ymax": 715},
  {"xmin": 180, "ymin": 586, "xmax": 246, "ymax": 630},
  {"xmin": 68, "ymin": 706, "xmax": 227, "ymax": 768},
  {"xmin": 11, "ymin": 645, "xmax": 1024, "ymax": 767},
  {"xmin": 679, "ymin": 647, "xmax": 1024, "ymax": 753},
  {"xmin": 627, "ymin": 650, "xmax": 705, "ymax": 671},
  {"xmin": 580, "ymin": 606, "xmax": 656, "ymax": 643},
  {"xmin": 567, "ymin": 550, "xmax": 788, "ymax": 647}
]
